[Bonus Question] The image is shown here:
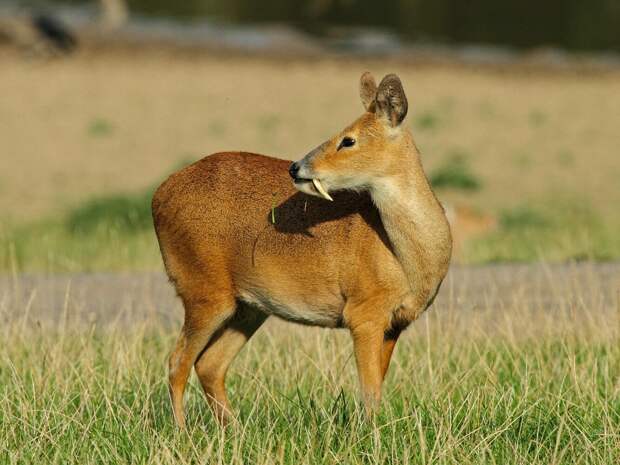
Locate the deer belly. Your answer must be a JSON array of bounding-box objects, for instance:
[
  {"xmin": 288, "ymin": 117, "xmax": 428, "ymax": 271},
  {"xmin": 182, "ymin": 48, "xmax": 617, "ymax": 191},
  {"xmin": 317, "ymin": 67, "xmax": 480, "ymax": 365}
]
[{"xmin": 238, "ymin": 288, "xmax": 343, "ymax": 327}]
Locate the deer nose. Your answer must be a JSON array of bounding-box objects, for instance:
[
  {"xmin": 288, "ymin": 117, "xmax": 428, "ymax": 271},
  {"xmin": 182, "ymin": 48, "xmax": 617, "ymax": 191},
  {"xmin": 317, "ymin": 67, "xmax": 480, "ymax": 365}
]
[{"xmin": 289, "ymin": 162, "xmax": 300, "ymax": 179}]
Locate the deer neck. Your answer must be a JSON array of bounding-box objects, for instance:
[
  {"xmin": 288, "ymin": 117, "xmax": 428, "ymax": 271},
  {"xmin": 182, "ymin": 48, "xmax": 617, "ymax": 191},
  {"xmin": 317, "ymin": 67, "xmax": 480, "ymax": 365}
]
[{"xmin": 369, "ymin": 138, "xmax": 452, "ymax": 310}]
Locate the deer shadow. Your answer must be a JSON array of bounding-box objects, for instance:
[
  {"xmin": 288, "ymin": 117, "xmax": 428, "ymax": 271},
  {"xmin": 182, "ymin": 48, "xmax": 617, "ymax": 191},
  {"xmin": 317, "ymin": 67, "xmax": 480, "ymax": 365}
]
[{"xmin": 265, "ymin": 190, "xmax": 393, "ymax": 253}]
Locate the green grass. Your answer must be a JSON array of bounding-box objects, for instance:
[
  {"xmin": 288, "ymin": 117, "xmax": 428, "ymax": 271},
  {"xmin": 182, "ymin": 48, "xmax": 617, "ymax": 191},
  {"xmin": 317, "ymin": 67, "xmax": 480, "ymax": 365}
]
[
  {"xmin": 0, "ymin": 151, "xmax": 616, "ymax": 271},
  {"xmin": 0, "ymin": 186, "xmax": 160, "ymax": 272},
  {"xmin": 66, "ymin": 191, "xmax": 154, "ymax": 234},
  {"xmin": 429, "ymin": 152, "xmax": 481, "ymax": 192},
  {"xmin": 1, "ymin": 193, "xmax": 620, "ymax": 272},
  {"xmin": 528, "ymin": 110, "xmax": 547, "ymax": 128},
  {"xmin": 1, "ymin": 294, "xmax": 618, "ymax": 464},
  {"xmin": 500, "ymin": 205, "xmax": 550, "ymax": 230},
  {"xmin": 463, "ymin": 200, "xmax": 620, "ymax": 263},
  {"xmin": 414, "ymin": 111, "xmax": 440, "ymax": 130},
  {"xmin": 0, "ymin": 221, "xmax": 160, "ymax": 272},
  {"xmin": 87, "ymin": 118, "xmax": 114, "ymax": 137},
  {"xmin": 0, "ymin": 160, "xmax": 203, "ymax": 272}
]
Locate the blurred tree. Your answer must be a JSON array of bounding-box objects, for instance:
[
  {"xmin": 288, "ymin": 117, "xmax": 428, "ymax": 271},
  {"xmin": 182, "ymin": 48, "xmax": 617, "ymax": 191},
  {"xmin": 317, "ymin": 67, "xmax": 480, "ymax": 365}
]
[{"xmin": 47, "ymin": 0, "xmax": 620, "ymax": 51}]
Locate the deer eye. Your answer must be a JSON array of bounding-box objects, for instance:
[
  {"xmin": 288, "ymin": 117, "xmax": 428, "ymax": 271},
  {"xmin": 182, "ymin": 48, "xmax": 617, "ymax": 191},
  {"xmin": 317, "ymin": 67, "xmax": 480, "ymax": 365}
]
[{"xmin": 337, "ymin": 137, "xmax": 356, "ymax": 150}]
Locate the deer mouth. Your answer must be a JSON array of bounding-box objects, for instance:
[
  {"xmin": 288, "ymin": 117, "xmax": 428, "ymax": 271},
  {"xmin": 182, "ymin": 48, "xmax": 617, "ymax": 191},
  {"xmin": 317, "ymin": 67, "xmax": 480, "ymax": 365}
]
[{"xmin": 293, "ymin": 178, "xmax": 333, "ymax": 201}]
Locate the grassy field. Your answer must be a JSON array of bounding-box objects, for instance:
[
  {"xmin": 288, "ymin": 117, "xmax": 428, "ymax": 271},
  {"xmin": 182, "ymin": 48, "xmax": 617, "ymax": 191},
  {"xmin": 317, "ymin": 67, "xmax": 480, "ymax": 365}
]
[
  {"xmin": 1, "ymin": 47, "xmax": 619, "ymax": 464},
  {"xmin": 1, "ymin": 49, "xmax": 620, "ymax": 270},
  {"xmin": 1, "ymin": 265, "xmax": 619, "ymax": 464}
]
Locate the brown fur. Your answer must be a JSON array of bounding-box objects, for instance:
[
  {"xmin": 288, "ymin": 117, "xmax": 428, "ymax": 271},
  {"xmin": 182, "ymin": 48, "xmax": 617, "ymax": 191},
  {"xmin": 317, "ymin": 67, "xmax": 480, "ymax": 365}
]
[{"xmin": 152, "ymin": 73, "xmax": 452, "ymax": 426}]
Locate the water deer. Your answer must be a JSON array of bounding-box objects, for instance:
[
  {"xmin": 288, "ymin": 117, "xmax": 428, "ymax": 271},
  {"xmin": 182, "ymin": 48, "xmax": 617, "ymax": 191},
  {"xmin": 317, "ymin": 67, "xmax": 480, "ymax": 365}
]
[{"xmin": 152, "ymin": 72, "xmax": 452, "ymax": 426}]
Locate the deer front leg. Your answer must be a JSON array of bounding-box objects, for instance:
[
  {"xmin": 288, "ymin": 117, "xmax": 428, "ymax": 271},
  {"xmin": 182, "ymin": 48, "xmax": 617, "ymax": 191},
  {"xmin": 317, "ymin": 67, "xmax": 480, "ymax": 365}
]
[
  {"xmin": 380, "ymin": 330, "xmax": 401, "ymax": 380},
  {"xmin": 349, "ymin": 318, "xmax": 388, "ymax": 413}
]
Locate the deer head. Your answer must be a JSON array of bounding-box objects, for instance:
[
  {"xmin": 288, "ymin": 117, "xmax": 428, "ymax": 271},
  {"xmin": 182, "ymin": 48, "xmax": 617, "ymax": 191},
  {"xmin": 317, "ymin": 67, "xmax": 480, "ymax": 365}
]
[{"xmin": 289, "ymin": 72, "xmax": 409, "ymax": 201}]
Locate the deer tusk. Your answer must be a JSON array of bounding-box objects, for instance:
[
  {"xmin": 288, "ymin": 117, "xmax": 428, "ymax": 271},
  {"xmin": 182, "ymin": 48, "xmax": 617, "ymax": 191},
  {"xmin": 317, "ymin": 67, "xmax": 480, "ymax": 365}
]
[{"xmin": 312, "ymin": 179, "xmax": 333, "ymax": 201}]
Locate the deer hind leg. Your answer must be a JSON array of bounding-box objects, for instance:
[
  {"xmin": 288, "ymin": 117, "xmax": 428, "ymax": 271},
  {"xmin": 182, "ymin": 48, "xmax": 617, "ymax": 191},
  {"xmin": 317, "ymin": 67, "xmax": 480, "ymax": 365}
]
[
  {"xmin": 168, "ymin": 296, "xmax": 235, "ymax": 428},
  {"xmin": 194, "ymin": 303, "xmax": 267, "ymax": 425}
]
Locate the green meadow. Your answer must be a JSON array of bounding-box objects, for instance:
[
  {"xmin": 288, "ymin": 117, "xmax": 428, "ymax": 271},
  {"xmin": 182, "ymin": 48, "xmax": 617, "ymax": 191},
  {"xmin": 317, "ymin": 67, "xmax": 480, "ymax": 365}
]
[
  {"xmin": 2, "ymin": 285, "xmax": 619, "ymax": 464},
  {"xmin": 1, "ymin": 51, "xmax": 619, "ymax": 464}
]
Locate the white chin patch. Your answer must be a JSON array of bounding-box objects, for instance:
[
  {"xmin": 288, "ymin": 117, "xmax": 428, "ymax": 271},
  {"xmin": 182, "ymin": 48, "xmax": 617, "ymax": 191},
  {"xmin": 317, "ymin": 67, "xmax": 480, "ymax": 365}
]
[{"xmin": 293, "ymin": 180, "xmax": 315, "ymax": 196}]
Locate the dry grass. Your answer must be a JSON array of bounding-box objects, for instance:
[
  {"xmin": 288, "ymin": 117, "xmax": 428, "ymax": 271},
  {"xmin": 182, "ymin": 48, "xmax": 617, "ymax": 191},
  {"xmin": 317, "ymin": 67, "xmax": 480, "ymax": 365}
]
[
  {"xmin": 1, "ymin": 49, "xmax": 619, "ymax": 269},
  {"xmin": 1, "ymin": 264, "xmax": 619, "ymax": 464},
  {"xmin": 1, "ymin": 49, "xmax": 619, "ymax": 222}
]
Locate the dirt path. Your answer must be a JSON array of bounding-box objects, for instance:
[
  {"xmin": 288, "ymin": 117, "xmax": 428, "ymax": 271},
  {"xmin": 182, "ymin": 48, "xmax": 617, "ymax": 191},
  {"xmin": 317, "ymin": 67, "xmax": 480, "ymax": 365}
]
[{"xmin": 1, "ymin": 263, "xmax": 618, "ymax": 329}]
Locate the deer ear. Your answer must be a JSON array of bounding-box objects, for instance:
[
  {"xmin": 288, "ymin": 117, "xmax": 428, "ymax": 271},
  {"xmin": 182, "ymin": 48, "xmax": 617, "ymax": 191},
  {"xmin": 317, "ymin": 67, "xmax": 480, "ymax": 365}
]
[
  {"xmin": 359, "ymin": 72, "xmax": 377, "ymax": 112},
  {"xmin": 376, "ymin": 74, "xmax": 408, "ymax": 126}
]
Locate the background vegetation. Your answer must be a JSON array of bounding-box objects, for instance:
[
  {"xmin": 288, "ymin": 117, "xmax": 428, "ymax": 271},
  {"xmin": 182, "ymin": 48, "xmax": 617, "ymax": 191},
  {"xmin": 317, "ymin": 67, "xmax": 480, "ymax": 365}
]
[
  {"xmin": 2, "ymin": 167, "xmax": 619, "ymax": 272},
  {"xmin": 1, "ymin": 52, "xmax": 619, "ymax": 272},
  {"xmin": 51, "ymin": 0, "xmax": 620, "ymax": 52}
]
